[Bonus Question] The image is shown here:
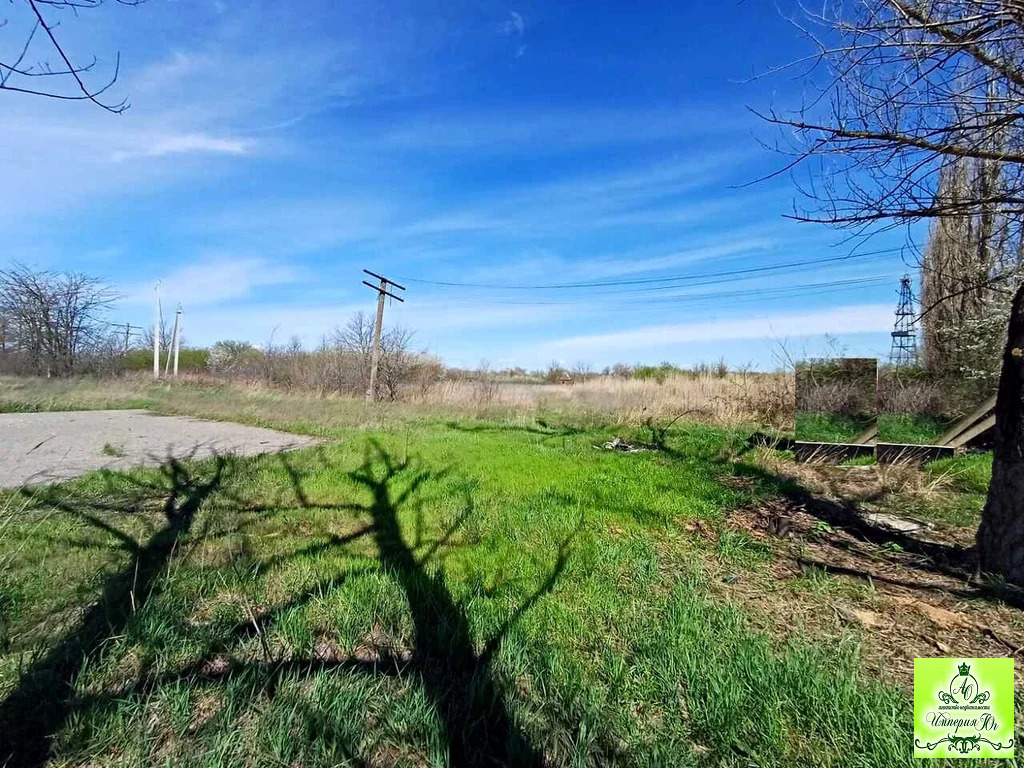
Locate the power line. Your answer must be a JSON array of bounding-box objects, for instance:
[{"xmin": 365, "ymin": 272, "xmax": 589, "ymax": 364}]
[
  {"xmin": 395, "ymin": 246, "xmax": 910, "ymax": 291},
  {"xmin": 97, "ymin": 319, "xmax": 144, "ymax": 333},
  {"xmin": 433, "ymin": 275, "xmax": 895, "ymax": 309},
  {"xmin": 536, "ymin": 262, "xmax": 898, "ymax": 299}
]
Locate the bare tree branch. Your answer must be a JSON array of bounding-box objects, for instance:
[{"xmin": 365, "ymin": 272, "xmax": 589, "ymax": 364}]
[{"xmin": 0, "ymin": 0, "xmax": 142, "ymax": 111}]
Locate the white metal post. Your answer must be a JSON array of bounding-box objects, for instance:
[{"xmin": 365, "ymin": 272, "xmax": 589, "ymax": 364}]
[
  {"xmin": 164, "ymin": 304, "xmax": 178, "ymax": 377},
  {"xmin": 172, "ymin": 305, "xmax": 181, "ymax": 377},
  {"xmin": 153, "ymin": 283, "xmax": 161, "ymax": 378}
]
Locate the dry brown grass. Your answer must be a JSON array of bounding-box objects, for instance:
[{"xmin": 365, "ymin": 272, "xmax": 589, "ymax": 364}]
[
  {"xmin": 418, "ymin": 371, "xmax": 793, "ymax": 427},
  {"xmin": 751, "ymin": 444, "xmax": 953, "ymax": 501},
  {"xmin": 1, "ymin": 371, "xmax": 795, "ymax": 430}
]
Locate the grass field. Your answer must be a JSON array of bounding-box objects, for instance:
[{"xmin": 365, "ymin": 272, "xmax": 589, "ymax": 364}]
[
  {"xmin": 794, "ymin": 411, "xmax": 875, "ymax": 443},
  {"xmin": 877, "ymin": 414, "xmax": 957, "ymax": 445},
  {"xmin": 0, "ymin": 377, "xmax": 1012, "ymax": 767}
]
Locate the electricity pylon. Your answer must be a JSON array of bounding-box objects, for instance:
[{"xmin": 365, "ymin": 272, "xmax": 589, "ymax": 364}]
[{"xmin": 889, "ymin": 274, "xmax": 918, "ymax": 366}]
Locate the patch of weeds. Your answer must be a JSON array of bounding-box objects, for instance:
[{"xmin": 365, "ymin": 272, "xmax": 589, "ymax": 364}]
[
  {"xmin": 643, "ymin": 576, "xmax": 910, "ymax": 766},
  {"xmin": 879, "ymin": 541, "xmax": 904, "ymax": 555},
  {"xmin": 716, "ymin": 528, "xmax": 772, "ymax": 567},
  {"xmin": 101, "ymin": 443, "xmax": 125, "ymax": 458},
  {"xmin": 776, "ymin": 448, "xmax": 795, "ymax": 460},
  {"xmin": 796, "ymin": 412, "xmax": 874, "ymax": 443},
  {"xmin": 977, "ymin": 572, "xmax": 1024, "ymax": 608},
  {"xmin": 927, "ymin": 453, "xmax": 992, "ymax": 495},
  {"xmin": 841, "ymin": 454, "xmax": 877, "ymax": 467},
  {"xmin": 0, "ymin": 577, "xmax": 22, "ymax": 653},
  {"xmin": 789, "ymin": 564, "xmax": 842, "ymax": 597},
  {"xmin": 809, "ymin": 520, "xmax": 834, "ymax": 540},
  {"xmin": 877, "ymin": 414, "xmax": 952, "ymax": 445},
  {"xmin": 879, "ymin": 486, "xmax": 984, "ymax": 530}
]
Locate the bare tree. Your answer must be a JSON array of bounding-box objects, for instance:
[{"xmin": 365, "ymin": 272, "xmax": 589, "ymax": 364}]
[
  {"xmin": 328, "ymin": 312, "xmax": 421, "ymax": 400},
  {"xmin": 1, "ymin": 0, "xmax": 141, "ymax": 112},
  {"xmin": 571, "ymin": 360, "xmax": 593, "ymax": 382},
  {"xmin": 376, "ymin": 326, "xmax": 417, "ymax": 401},
  {"xmin": 0, "ymin": 263, "xmax": 116, "ymax": 375},
  {"xmin": 141, "ymin": 318, "xmax": 184, "ymax": 357},
  {"xmin": 331, "ymin": 311, "xmax": 375, "ymax": 393},
  {"xmin": 472, "ymin": 359, "xmax": 500, "ymax": 405},
  {"xmin": 760, "ymin": 1, "xmax": 1024, "ymax": 583},
  {"xmin": 545, "ymin": 361, "xmax": 568, "ymax": 383}
]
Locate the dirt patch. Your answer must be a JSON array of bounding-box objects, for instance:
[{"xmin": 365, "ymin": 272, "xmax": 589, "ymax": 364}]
[
  {"xmin": 199, "ymin": 655, "xmax": 233, "ymax": 678},
  {"xmin": 704, "ymin": 468, "xmax": 1024, "ymax": 689},
  {"xmin": 351, "ymin": 624, "xmax": 413, "ymax": 665}
]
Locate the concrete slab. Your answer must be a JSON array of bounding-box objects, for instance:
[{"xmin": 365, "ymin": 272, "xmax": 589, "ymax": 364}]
[{"xmin": 0, "ymin": 410, "xmax": 318, "ymax": 488}]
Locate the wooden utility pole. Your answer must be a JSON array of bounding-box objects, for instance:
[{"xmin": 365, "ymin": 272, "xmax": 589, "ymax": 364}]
[
  {"xmin": 362, "ymin": 269, "xmax": 406, "ymax": 402},
  {"xmin": 122, "ymin": 323, "xmax": 141, "ymax": 356}
]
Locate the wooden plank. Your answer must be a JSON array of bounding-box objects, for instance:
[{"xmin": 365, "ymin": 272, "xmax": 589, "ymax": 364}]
[
  {"xmin": 851, "ymin": 423, "xmax": 877, "ymax": 445},
  {"xmin": 794, "ymin": 441, "xmax": 876, "ymax": 464},
  {"xmin": 876, "ymin": 443, "xmax": 955, "ymax": 464},
  {"xmin": 938, "ymin": 393, "xmax": 998, "ymax": 446},
  {"xmin": 946, "ymin": 413, "xmax": 996, "ymax": 449}
]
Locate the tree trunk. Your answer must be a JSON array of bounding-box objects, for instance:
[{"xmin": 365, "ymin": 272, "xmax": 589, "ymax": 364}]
[{"xmin": 977, "ymin": 282, "xmax": 1024, "ymax": 582}]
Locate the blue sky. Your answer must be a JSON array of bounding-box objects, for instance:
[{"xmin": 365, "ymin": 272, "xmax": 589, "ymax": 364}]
[{"xmin": 2, "ymin": 0, "xmax": 921, "ymax": 370}]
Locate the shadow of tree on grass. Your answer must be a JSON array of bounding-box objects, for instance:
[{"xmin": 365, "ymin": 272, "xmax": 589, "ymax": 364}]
[
  {"xmin": 351, "ymin": 440, "xmax": 566, "ymax": 767},
  {"xmin": 0, "ymin": 442, "xmax": 572, "ymax": 767},
  {"xmin": 0, "ymin": 453, "xmax": 228, "ymax": 768}
]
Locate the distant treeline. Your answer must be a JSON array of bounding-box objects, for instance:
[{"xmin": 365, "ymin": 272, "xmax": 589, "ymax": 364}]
[
  {"xmin": 446, "ymin": 359, "xmax": 735, "ymax": 384},
  {"xmin": 1, "ymin": 264, "xmax": 758, "ymax": 398}
]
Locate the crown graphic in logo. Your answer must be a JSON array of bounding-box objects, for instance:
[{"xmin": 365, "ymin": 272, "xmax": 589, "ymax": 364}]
[{"xmin": 958, "ymin": 662, "xmax": 971, "ymax": 676}]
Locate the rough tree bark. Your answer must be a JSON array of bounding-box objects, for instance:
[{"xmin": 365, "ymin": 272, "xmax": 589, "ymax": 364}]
[{"xmin": 977, "ymin": 282, "xmax": 1024, "ymax": 581}]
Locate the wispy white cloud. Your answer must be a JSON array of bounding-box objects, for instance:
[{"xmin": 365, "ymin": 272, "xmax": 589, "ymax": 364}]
[
  {"xmin": 458, "ymin": 235, "xmax": 778, "ymax": 285},
  {"xmin": 540, "ymin": 304, "xmax": 895, "ymax": 356},
  {"xmin": 183, "ymin": 155, "xmax": 759, "ymax": 255},
  {"xmin": 499, "ymin": 10, "xmax": 525, "ymax": 36},
  {"xmin": 110, "ymin": 133, "xmax": 252, "ymax": 162},
  {"xmin": 0, "ymin": 9, "xmax": 368, "ymax": 226},
  {"xmin": 119, "ymin": 255, "xmax": 304, "ymax": 308},
  {"xmin": 175, "ymin": 297, "xmax": 564, "ymax": 348},
  {"xmin": 401, "ymin": 155, "xmax": 753, "ymax": 238}
]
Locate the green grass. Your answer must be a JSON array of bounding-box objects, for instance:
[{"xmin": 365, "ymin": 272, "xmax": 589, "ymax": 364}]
[
  {"xmin": 795, "ymin": 412, "xmax": 874, "ymax": 443},
  {"xmin": 0, "ymin": 377, "xmax": 1007, "ymax": 766},
  {"xmin": 928, "ymin": 453, "xmax": 993, "ymax": 495},
  {"xmin": 841, "ymin": 454, "xmax": 877, "ymax": 466},
  {"xmin": 0, "ymin": 416, "xmax": 934, "ymax": 767},
  {"xmin": 900, "ymin": 453, "xmax": 993, "ymax": 528},
  {"xmin": 877, "ymin": 414, "xmax": 955, "ymax": 445}
]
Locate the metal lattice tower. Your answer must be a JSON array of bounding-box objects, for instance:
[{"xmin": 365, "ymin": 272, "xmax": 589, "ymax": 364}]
[{"xmin": 889, "ymin": 274, "xmax": 918, "ymax": 366}]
